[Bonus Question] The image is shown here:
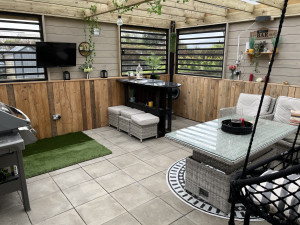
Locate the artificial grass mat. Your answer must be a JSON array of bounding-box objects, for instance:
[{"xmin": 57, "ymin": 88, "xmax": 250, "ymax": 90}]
[{"xmin": 23, "ymin": 132, "xmax": 111, "ymax": 178}]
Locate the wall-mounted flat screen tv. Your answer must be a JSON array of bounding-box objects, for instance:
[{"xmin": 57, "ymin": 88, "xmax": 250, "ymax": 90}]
[{"xmin": 36, "ymin": 42, "xmax": 76, "ymax": 67}]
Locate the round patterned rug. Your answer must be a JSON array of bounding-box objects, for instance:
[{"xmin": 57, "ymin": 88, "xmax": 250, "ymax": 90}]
[{"xmin": 166, "ymin": 158, "xmax": 262, "ymax": 221}]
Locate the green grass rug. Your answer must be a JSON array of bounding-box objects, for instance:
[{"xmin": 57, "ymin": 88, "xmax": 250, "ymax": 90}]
[{"xmin": 23, "ymin": 132, "xmax": 111, "ymax": 178}]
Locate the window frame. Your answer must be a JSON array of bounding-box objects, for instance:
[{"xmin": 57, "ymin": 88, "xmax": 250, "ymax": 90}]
[
  {"xmin": 120, "ymin": 25, "xmax": 169, "ymax": 76},
  {"xmin": 175, "ymin": 24, "xmax": 226, "ymax": 78},
  {"xmin": 0, "ymin": 12, "xmax": 47, "ymax": 83}
]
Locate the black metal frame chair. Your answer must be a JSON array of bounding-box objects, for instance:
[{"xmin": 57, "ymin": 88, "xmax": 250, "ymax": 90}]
[{"xmin": 228, "ymin": 1, "xmax": 300, "ymax": 224}]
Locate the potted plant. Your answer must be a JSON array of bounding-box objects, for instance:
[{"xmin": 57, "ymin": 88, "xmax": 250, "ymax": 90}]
[
  {"xmin": 271, "ymin": 35, "xmax": 282, "ymax": 53},
  {"xmin": 251, "ymin": 41, "xmax": 266, "ymax": 73},
  {"xmin": 80, "ymin": 4, "xmax": 100, "ymax": 78},
  {"xmin": 129, "ymin": 87, "xmax": 135, "ymax": 102},
  {"xmin": 141, "ymin": 53, "xmax": 163, "ymax": 79},
  {"xmin": 249, "ymin": 37, "xmax": 256, "ymax": 54}
]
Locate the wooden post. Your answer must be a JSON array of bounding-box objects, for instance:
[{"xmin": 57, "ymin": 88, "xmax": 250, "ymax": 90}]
[{"xmin": 169, "ymin": 21, "xmax": 175, "ymax": 82}]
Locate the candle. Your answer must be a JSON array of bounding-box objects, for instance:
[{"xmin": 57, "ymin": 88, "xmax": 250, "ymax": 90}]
[
  {"xmin": 249, "ymin": 74, "xmax": 253, "ymax": 81},
  {"xmin": 264, "ymin": 76, "xmax": 267, "ymax": 83},
  {"xmin": 239, "ymin": 118, "xmax": 245, "ymax": 126}
]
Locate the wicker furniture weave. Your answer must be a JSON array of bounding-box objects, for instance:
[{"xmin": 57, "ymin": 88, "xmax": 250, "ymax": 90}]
[
  {"xmin": 165, "ymin": 116, "xmax": 297, "ymax": 213},
  {"xmin": 108, "ymin": 105, "xmax": 131, "ymax": 130},
  {"xmin": 118, "ymin": 115, "xmax": 131, "ymax": 134},
  {"xmin": 130, "ymin": 113, "xmax": 159, "ymax": 142}
]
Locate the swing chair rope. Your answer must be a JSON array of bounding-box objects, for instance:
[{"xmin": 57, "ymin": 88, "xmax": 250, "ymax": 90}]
[{"xmin": 241, "ymin": 0, "xmax": 289, "ymax": 178}]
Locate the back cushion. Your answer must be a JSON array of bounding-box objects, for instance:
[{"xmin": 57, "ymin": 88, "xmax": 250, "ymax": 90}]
[
  {"xmin": 274, "ymin": 96, "xmax": 300, "ymax": 124},
  {"xmin": 236, "ymin": 93, "xmax": 272, "ymax": 117}
]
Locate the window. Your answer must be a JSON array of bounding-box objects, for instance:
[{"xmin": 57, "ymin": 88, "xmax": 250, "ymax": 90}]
[
  {"xmin": 120, "ymin": 26, "xmax": 168, "ymax": 76},
  {"xmin": 176, "ymin": 24, "xmax": 226, "ymax": 78},
  {"xmin": 0, "ymin": 13, "xmax": 46, "ymax": 82}
]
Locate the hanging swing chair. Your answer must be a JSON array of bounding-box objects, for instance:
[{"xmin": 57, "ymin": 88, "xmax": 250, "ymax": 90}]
[{"xmin": 229, "ymin": 0, "xmax": 300, "ymax": 224}]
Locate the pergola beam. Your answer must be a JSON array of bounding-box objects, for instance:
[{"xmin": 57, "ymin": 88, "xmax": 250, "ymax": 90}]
[
  {"xmin": 257, "ymin": 0, "xmax": 285, "ymax": 9},
  {"xmin": 194, "ymin": 0, "xmax": 254, "ymax": 12},
  {"xmin": 86, "ymin": 0, "xmax": 151, "ymax": 16}
]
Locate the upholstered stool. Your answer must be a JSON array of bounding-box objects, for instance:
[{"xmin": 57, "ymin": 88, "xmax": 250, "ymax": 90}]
[
  {"xmin": 119, "ymin": 108, "xmax": 144, "ymax": 134},
  {"xmin": 130, "ymin": 113, "xmax": 159, "ymax": 142},
  {"xmin": 108, "ymin": 105, "xmax": 131, "ymax": 130}
]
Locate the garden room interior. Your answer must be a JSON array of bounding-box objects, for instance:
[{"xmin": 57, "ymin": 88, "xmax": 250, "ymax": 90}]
[{"xmin": 2, "ymin": 0, "xmax": 300, "ymax": 225}]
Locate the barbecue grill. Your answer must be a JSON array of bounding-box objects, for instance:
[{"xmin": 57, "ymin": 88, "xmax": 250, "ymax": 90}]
[{"xmin": 0, "ymin": 102, "xmax": 37, "ymax": 211}]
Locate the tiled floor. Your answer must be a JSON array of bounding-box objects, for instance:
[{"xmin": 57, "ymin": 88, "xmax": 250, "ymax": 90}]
[{"xmin": 0, "ymin": 117, "xmax": 270, "ymax": 225}]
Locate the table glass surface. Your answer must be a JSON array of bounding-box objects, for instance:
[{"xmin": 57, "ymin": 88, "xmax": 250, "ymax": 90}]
[{"xmin": 166, "ymin": 116, "xmax": 297, "ymax": 163}]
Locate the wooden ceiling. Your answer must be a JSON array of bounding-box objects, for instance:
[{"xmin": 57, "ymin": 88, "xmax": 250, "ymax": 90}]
[{"xmin": 1, "ymin": 0, "xmax": 300, "ymax": 28}]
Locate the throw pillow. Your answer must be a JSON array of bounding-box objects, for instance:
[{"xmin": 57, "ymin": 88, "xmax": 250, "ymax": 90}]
[{"xmin": 290, "ymin": 110, "xmax": 300, "ymax": 126}]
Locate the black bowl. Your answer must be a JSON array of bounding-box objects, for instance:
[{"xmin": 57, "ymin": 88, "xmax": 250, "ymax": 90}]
[{"xmin": 221, "ymin": 119, "xmax": 253, "ymax": 135}]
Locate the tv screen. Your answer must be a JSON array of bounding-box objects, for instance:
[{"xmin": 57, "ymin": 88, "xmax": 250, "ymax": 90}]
[{"xmin": 36, "ymin": 42, "xmax": 76, "ymax": 67}]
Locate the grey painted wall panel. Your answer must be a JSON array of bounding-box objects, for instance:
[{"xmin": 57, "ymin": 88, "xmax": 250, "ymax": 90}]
[{"xmin": 44, "ymin": 16, "xmax": 119, "ymax": 80}]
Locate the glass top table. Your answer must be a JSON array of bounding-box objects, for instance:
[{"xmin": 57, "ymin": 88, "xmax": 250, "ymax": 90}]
[{"xmin": 166, "ymin": 116, "xmax": 297, "ymax": 172}]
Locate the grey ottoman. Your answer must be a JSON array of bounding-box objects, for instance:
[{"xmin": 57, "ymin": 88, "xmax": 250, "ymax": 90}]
[
  {"xmin": 119, "ymin": 108, "xmax": 144, "ymax": 134},
  {"xmin": 130, "ymin": 113, "xmax": 159, "ymax": 142},
  {"xmin": 108, "ymin": 105, "xmax": 131, "ymax": 130}
]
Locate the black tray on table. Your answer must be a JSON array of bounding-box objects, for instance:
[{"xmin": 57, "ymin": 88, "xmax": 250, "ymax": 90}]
[{"xmin": 221, "ymin": 119, "xmax": 253, "ymax": 135}]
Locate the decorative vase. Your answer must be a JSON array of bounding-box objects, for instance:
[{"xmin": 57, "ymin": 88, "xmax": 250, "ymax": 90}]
[
  {"xmin": 230, "ymin": 71, "xmax": 234, "ymax": 80},
  {"xmin": 86, "ymin": 73, "xmax": 90, "ymax": 79}
]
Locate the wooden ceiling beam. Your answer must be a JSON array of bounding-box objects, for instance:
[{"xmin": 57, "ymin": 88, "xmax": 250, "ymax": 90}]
[
  {"xmin": 194, "ymin": 0, "xmax": 254, "ymax": 12},
  {"xmin": 86, "ymin": 0, "xmax": 151, "ymax": 16},
  {"xmin": 12, "ymin": 0, "xmax": 97, "ymax": 9},
  {"xmin": 257, "ymin": 0, "xmax": 285, "ymax": 9}
]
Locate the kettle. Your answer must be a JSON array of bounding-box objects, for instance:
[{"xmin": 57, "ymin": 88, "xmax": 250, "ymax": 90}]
[{"xmin": 100, "ymin": 70, "xmax": 108, "ymax": 78}]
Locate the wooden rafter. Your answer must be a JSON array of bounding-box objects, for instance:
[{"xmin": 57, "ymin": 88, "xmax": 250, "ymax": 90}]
[
  {"xmin": 194, "ymin": 0, "xmax": 254, "ymax": 12},
  {"xmin": 86, "ymin": 0, "xmax": 151, "ymax": 16},
  {"xmin": 257, "ymin": 0, "xmax": 284, "ymax": 9}
]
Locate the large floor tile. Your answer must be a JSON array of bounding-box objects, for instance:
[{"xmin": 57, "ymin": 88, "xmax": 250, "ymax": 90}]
[
  {"xmin": 111, "ymin": 183, "xmax": 155, "ymax": 211},
  {"xmin": 0, "ymin": 205, "xmax": 31, "ymax": 225},
  {"xmin": 116, "ymin": 140, "xmax": 147, "ymax": 152},
  {"xmin": 52, "ymin": 168, "xmax": 91, "ymax": 190},
  {"xmin": 171, "ymin": 217, "xmax": 197, "ymax": 225},
  {"xmin": 139, "ymin": 173, "xmax": 169, "ymax": 196},
  {"xmin": 27, "ymin": 192, "xmax": 73, "ymax": 224},
  {"xmin": 78, "ymin": 156, "xmax": 107, "ymax": 167},
  {"xmin": 27, "ymin": 177, "xmax": 60, "ymax": 201},
  {"xmin": 164, "ymin": 149, "xmax": 192, "ymax": 161},
  {"xmin": 108, "ymin": 154, "xmax": 142, "ymax": 169},
  {"xmin": 131, "ymin": 148, "xmax": 160, "ymax": 161},
  {"xmin": 160, "ymin": 191, "xmax": 194, "ymax": 215},
  {"xmin": 145, "ymin": 155, "xmax": 176, "ymax": 172},
  {"xmin": 82, "ymin": 160, "xmax": 119, "ymax": 178},
  {"xmin": 185, "ymin": 210, "xmax": 229, "ymax": 225},
  {"xmin": 106, "ymin": 134, "xmax": 133, "ymax": 144},
  {"xmin": 49, "ymin": 164, "xmax": 80, "ymax": 177},
  {"xmin": 102, "ymin": 212, "xmax": 141, "ymax": 225},
  {"xmin": 96, "ymin": 130, "xmax": 122, "ymax": 139},
  {"xmin": 130, "ymin": 198, "xmax": 182, "ymax": 225},
  {"xmin": 148, "ymin": 142, "xmax": 179, "ymax": 155},
  {"xmin": 26, "ymin": 173, "xmax": 50, "ymax": 184},
  {"xmin": 104, "ymin": 146, "xmax": 127, "ymax": 159},
  {"xmin": 63, "ymin": 180, "xmax": 107, "ymax": 207},
  {"xmin": 35, "ymin": 209, "xmax": 85, "ymax": 225},
  {"xmin": 96, "ymin": 170, "xmax": 135, "ymax": 193},
  {"xmin": 0, "ymin": 192, "xmax": 22, "ymax": 212},
  {"xmin": 122, "ymin": 162, "xmax": 158, "ymax": 181},
  {"xmin": 76, "ymin": 194, "xmax": 125, "ymax": 225}
]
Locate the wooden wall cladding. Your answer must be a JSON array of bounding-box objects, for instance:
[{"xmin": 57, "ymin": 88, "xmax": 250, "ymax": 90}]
[
  {"xmin": 173, "ymin": 75, "xmax": 300, "ymax": 123},
  {"xmin": 0, "ymin": 78, "xmax": 124, "ymax": 139}
]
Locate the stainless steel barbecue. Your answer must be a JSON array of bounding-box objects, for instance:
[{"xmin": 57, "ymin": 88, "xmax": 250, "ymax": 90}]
[{"xmin": 0, "ymin": 102, "xmax": 37, "ymax": 211}]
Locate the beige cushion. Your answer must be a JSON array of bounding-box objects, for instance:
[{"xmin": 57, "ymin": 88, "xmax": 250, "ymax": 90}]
[
  {"xmin": 274, "ymin": 96, "xmax": 300, "ymax": 124},
  {"xmin": 236, "ymin": 93, "xmax": 272, "ymax": 117},
  {"xmin": 108, "ymin": 105, "xmax": 131, "ymax": 115},
  {"xmin": 131, "ymin": 113, "xmax": 159, "ymax": 126},
  {"xmin": 120, "ymin": 108, "xmax": 144, "ymax": 119}
]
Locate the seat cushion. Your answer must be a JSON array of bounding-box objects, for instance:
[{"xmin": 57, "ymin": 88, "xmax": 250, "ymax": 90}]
[
  {"xmin": 236, "ymin": 93, "xmax": 272, "ymax": 117},
  {"xmin": 131, "ymin": 113, "xmax": 159, "ymax": 126},
  {"xmin": 274, "ymin": 96, "xmax": 300, "ymax": 124},
  {"xmin": 108, "ymin": 105, "xmax": 131, "ymax": 115},
  {"xmin": 120, "ymin": 108, "xmax": 144, "ymax": 119}
]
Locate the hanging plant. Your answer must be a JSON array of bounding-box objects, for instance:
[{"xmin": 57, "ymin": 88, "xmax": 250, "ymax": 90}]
[
  {"xmin": 251, "ymin": 41, "xmax": 266, "ymax": 73},
  {"xmin": 80, "ymin": 4, "xmax": 100, "ymax": 72},
  {"xmin": 170, "ymin": 32, "xmax": 176, "ymax": 53}
]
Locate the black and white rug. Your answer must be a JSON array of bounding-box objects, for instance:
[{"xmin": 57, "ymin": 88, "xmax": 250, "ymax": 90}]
[{"xmin": 166, "ymin": 158, "xmax": 262, "ymax": 221}]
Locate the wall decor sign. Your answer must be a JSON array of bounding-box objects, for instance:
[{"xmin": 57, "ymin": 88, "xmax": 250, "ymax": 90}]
[{"xmin": 250, "ymin": 28, "xmax": 277, "ymax": 40}]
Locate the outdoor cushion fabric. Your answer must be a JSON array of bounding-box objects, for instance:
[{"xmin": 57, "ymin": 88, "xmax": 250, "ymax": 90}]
[
  {"xmin": 274, "ymin": 96, "xmax": 300, "ymax": 124},
  {"xmin": 290, "ymin": 110, "xmax": 300, "ymax": 126},
  {"xmin": 120, "ymin": 108, "xmax": 144, "ymax": 119},
  {"xmin": 243, "ymin": 169, "xmax": 300, "ymax": 224},
  {"xmin": 108, "ymin": 105, "xmax": 131, "ymax": 115},
  {"xmin": 236, "ymin": 93, "xmax": 272, "ymax": 117},
  {"xmin": 131, "ymin": 113, "xmax": 159, "ymax": 126}
]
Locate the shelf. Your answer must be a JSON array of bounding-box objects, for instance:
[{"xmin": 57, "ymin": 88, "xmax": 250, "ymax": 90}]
[
  {"xmin": 244, "ymin": 52, "xmax": 278, "ymax": 63},
  {"xmin": 127, "ymin": 102, "xmax": 164, "ymax": 116}
]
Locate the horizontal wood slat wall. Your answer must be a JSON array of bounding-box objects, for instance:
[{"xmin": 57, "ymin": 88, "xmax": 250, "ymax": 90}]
[
  {"xmin": 173, "ymin": 74, "xmax": 300, "ymax": 122},
  {"xmin": 0, "ymin": 78, "xmax": 124, "ymax": 139}
]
